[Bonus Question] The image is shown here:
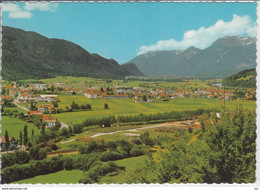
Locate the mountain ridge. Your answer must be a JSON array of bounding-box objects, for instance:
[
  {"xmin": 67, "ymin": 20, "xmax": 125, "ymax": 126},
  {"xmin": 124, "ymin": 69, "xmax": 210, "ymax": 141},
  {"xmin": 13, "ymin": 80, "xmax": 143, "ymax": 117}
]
[
  {"xmin": 2, "ymin": 26, "xmax": 144, "ymax": 81},
  {"xmin": 129, "ymin": 36, "xmax": 256, "ymax": 78}
]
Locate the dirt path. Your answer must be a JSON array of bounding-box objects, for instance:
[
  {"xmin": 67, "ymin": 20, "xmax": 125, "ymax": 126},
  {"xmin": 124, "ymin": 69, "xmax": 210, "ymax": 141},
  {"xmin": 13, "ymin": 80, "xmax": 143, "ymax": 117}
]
[
  {"xmin": 90, "ymin": 122, "xmax": 184, "ymax": 138},
  {"xmin": 47, "ymin": 150, "xmax": 79, "ymax": 157}
]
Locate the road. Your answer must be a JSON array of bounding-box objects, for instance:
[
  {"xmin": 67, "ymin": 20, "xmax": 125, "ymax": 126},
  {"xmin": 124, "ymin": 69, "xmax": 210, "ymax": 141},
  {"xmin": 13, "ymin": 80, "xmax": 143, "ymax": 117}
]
[
  {"xmin": 13, "ymin": 95, "xmax": 30, "ymax": 112},
  {"xmin": 14, "ymin": 94, "xmax": 69, "ymax": 128}
]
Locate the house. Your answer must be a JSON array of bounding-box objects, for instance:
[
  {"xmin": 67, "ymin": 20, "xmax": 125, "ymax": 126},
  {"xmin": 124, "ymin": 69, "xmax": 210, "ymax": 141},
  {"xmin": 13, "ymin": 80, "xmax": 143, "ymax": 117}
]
[
  {"xmin": 41, "ymin": 115, "xmax": 57, "ymax": 128},
  {"xmin": 147, "ymin": 99, "xmax": 153, "ymax": 103},
  {"xmin": 135, "ymin": 94, "xmax": 143, "ymax": 100},
  {"xmin": 39, "ymin": 95, "xmax": 58, "ymax": 102},
  {"xmin": 38, "ymin": 104, "xmax": 54, "ymax": 113},
  {"xmin": 85, "ymin": 91, "xmax": 99, "ymax": 99},
  {"xmin": 1, "ymin": 137, "xmax": 18, "ymax": 151},
  {"xmin": 171, "ymin": 95, "xmax": 178, "ymax": 99},
  {"xmin": 29, "ymin": 111, "xmax": 43, "ymax": 116}
]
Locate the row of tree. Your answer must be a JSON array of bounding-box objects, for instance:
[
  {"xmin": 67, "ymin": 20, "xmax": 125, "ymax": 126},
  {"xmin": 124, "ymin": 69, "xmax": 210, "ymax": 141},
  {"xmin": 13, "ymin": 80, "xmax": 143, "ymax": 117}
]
[{"xmin": 75, "ymin": 109, "xmax": 214, "ymax": 130}]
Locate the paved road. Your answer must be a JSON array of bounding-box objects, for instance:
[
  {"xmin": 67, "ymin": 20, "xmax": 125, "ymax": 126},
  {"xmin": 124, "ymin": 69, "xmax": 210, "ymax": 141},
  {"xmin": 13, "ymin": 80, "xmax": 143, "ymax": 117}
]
[
  {"xmin": 14, "ymin": 95, "xmax": 68, "ymax": 129},
  {"xmin": 60, "ymin": 121, "xmax": 69, "ymax": 128},
  {"xmin": 13, "ymin": 95, "xmax": 30, "ymax": 112},
  {"xmin": 90, "ymin": 122, "xmax": 182, "ymax": 138}
]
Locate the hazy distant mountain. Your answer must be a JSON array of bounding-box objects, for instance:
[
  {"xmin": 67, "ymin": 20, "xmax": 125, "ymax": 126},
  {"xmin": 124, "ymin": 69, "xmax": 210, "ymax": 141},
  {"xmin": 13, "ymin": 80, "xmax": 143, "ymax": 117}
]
[
  {"xmin": 129, "ymin": 36, "xmax": 256, "ymax": 78},
  {"xmin": 2, "ymin": 26, "xmax": 144, "ymax": 81},
  {"xmin": 121, "ymin": 63, "xmax": 144, "ymax": 76}
]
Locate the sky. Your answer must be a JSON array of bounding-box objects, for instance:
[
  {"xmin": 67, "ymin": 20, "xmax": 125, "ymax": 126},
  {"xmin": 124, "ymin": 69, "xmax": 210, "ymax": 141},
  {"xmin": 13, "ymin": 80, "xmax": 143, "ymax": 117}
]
[{"xmin": 2, "ymin": 2, "xmax": 257, "ymax": 63}]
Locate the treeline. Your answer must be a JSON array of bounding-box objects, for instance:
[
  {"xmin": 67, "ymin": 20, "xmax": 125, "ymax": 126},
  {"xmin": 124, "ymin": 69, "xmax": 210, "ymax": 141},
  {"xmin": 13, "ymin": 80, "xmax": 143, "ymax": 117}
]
[
  {"xmin": 69, "ymin": 101, "xmax": 92, "ymax": 111},
  {"xmin": 2, "ymin": 147, "xmax": 47, "ymax": 169},
  {"xmin": 223, "ymin": 68, "xmax": 256, "ymax": 88},
  {"xmin": 73, "ymin": 109, "xmax": 215, "ymax": 131}
]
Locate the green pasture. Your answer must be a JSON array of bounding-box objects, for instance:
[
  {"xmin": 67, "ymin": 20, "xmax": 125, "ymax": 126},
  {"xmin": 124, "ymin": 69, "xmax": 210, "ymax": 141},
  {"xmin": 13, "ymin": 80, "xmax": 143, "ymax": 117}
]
[
  {"xmin": 38, "ymin": 76, "xmax": 220, "ymax": 90},
  {"xmin": 54, "ymin": 98, "xmax": 256, "ymax": 125},
  {"xmin": 4, "ymin": 106, "xmax": 27, "ymax": 114},
  {"xmin": 98, "ymin": 155, "xmax": 148, "ymax": 184},
  {"xmin": 12, "ymin": 169, "xmax": 83, "ymax": 184},
  {"xmin": 1, "ymin": 116, "xmax": 40, "ymax": 139}
]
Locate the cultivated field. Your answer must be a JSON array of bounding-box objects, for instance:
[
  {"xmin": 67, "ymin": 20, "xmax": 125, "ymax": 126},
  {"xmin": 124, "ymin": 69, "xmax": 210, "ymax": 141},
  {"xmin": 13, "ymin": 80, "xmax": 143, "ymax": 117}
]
[
  {"xmin": 1, "ymin": 116, "xmax": 41, "ymax": 140},
  {"xmin": 54, "ymin": 97, "xmax": 256, "ymax": 125}
]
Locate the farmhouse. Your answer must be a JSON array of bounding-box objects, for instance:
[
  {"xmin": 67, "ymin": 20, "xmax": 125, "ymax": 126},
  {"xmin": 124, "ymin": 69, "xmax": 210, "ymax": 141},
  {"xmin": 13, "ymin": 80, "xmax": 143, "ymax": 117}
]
[
  {"xmin": 85, "ymin": 91, "xmax": 99, "ymax": 99},
  {"xmin": 38, "ymin": 104, "xmax": 54, "ymax": 113},
  {"xmin": 41, "ymin": 115, "xmax": 57, "ymax": 128},
  {"xmin": 1, "ymin": 137, "xmax": 18, "ymax": 151},
  {"xmin": 39, "ymin": 95, "xmax": 59, "ymax": 102},
  {"xmin": 29, "ymin": 111, "xmax": 43, "ymax": 116}
]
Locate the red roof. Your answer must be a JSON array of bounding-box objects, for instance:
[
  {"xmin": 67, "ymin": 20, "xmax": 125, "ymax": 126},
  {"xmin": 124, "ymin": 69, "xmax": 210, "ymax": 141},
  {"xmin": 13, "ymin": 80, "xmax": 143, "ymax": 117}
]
[
  {"xmin": 1, "ymin": 95, "xmax": 12, "ymax": 100},
  {"xmin": 29, "ymin": 111, "xmax": 42, "ymax": 116},
  {"xmin": 1, "ymin": 137, "xmax": 17, "ymax": 143},
  {"xmin": 6, "ymin": 86, "xmax": 14, "ymax": 89}
]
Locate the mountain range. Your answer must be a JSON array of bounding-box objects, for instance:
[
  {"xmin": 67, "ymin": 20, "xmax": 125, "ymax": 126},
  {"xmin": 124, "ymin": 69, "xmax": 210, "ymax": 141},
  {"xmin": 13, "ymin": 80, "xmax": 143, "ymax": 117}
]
[
  {"xmin": 2, "ymin": 26, "xmax": 143, "ymax": 81},
  {"xmin": 128, "ymin": 36, "xmax": 256, "ymax": 78},
  {"xmin": 2, "ymin": 26, "xmax": 256, "ymax": 80}
]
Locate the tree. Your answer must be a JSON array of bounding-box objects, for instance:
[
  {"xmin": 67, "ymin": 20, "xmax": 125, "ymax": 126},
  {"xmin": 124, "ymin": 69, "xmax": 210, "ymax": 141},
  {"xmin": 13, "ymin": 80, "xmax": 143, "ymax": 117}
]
[
  {"xmin": 53, "ymin": 102, "xmax": 59, "ymax": 108},
  {"xmin": 142, "ymin": 94, "xmax": 147, "ymax": 102},
  {"xmin": 40, "ymin": 125, "xmax": 47, "ymax": 144},
  {"xmin": 5, "ymin": 130, "xmax": 10, "ymax": 153},
  {"xmin": 104, "ymin": 103, "xmax": 109, "ymax": 109},
  {"xmin": 60, "ymin": 127, "xmax": 69, "ymax": 138},
  {"xmin": 29, "ymin": 146, "xmax": 40, "ymax": 160},
  {"xmin": 53, "ymin": 120, "xmax": 61, "ymax": 131},
  {"xmin": 30, "ymin": 101, "xmax": 36, "ymax": 111},
  {"xmin": 19, "ymin": 131, "xmax": 23, "ymax": 146},
  {"xmin": 23, "ymin": 125, "xmax": 28, "ymax": 146},
  {"xmin": 68, "ymin": 126, "xmax": 73, "ymax": 136}
]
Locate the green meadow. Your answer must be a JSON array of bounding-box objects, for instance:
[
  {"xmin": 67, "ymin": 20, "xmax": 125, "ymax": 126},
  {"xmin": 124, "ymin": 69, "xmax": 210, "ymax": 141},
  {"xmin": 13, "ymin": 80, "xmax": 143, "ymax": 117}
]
[
  {"xmin": 12, "ymin": 169, "xmax": 83, "ymax": 184},
  {"xmin": 38, "ymin": 76, "xmax": 222, "ymax": 90},
  {"xmin": 1, "ymin": 116, "xmax": 41, "ymax": 139},
  {"xmin": 54, "ymin": 97, "xmax": 256, "ymax": 125},
  {"xmin": 98, "ymin": 155, "xmax": 148, "ymax": 184}
]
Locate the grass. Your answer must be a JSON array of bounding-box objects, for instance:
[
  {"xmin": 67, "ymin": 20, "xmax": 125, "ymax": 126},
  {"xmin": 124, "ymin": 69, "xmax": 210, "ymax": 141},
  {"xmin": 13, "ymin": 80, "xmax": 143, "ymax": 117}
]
[
  {"xmin": 98, "ymin": 155, "xmax": 148, "ymax": 184},
  {"xmin": 12, "ymin": 169, "xmax": 83, "ymax": 184},
  {"xmin": 4, "ymin": 106, "xmax": 27, "ymax": 114},
  {"xmin": 1, "ymin": 116, "xmax": 40, "ymax": 139},
  {"xmin": 54, "ymin": 98, "xmax": 256, "ymax": 125}
]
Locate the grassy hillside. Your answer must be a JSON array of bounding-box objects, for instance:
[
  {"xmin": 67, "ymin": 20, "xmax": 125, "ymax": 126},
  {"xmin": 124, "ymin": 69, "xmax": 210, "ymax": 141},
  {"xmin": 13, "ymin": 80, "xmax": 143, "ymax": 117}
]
[{"xmin": 223, "ymin": 68, "xmax": 256, "ymax": 88}]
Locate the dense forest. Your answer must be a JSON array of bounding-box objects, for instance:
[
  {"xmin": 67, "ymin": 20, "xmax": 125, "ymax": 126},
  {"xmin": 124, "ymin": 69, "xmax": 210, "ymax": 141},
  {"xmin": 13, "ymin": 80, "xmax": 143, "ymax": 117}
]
[{"xmin": 223, "ymin": 68, "xmax": 256, "ymax": 88}]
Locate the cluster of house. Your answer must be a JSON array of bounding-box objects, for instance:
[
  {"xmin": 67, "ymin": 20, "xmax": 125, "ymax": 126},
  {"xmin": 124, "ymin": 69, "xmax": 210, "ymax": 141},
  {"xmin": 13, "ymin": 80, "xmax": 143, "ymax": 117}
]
[
  {"xmin": 2, "ymin": 82, "xmax": 257, "ymax": 105},
  {"xmin": 83, "ymin": 86, "xmax": 256, "ymax": 103},
  {"xmin": 1, "ymin": 136, "xmax": 19, "ymax": 152},
  {"xmin": 29, "ymin": 111, "xmax": 57, "ymax": 128}
]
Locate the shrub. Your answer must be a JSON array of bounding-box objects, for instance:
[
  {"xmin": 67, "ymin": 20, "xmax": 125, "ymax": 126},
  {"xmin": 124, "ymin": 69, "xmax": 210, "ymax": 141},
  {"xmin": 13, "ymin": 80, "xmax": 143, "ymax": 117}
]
[
  {"xmin": 99, "ymin": 151, "xmax": 123, "ymax": 161},
  {"xmin": 130, "ymin": 147, "xmax": 144, "ymax": 157},
  {"xmin": 1, "ymin": 153, "xmax": 16, "ymax": 169},
  {"xmin": 14, "ymin": 151, "xmax": 30, "ymax": 165},
  {"xmin": 39, "ymin": 148, "xmax": 47, "ymax": 160},
  {"xmin": 29, "ymin": 146, "xmax": 40, "ymax": 160},
  {"xmin": 63, "ymin": 157, "xmax": 73, "ymax": 170}
]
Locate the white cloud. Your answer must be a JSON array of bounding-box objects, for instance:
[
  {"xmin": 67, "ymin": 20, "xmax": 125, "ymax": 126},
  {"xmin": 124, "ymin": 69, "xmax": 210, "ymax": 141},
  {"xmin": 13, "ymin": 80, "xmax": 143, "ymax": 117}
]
[
  {"xmin": 2, "ymin": 2, "xmax": 59, "ymax": 19},
  {"xmin": 9, "ymin": 11, "xmax": 32, "ymax": 19},
  {"xmin": 2, "ymin": 3, "xmax": 32, "ymax": 19},
  {"xmin": 137, "ymin": 14, "xmax": 256, "ymax": 55},
  {"xmin": 25, "ymin": 2, "xmax": 59, "ymax": 12}
]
